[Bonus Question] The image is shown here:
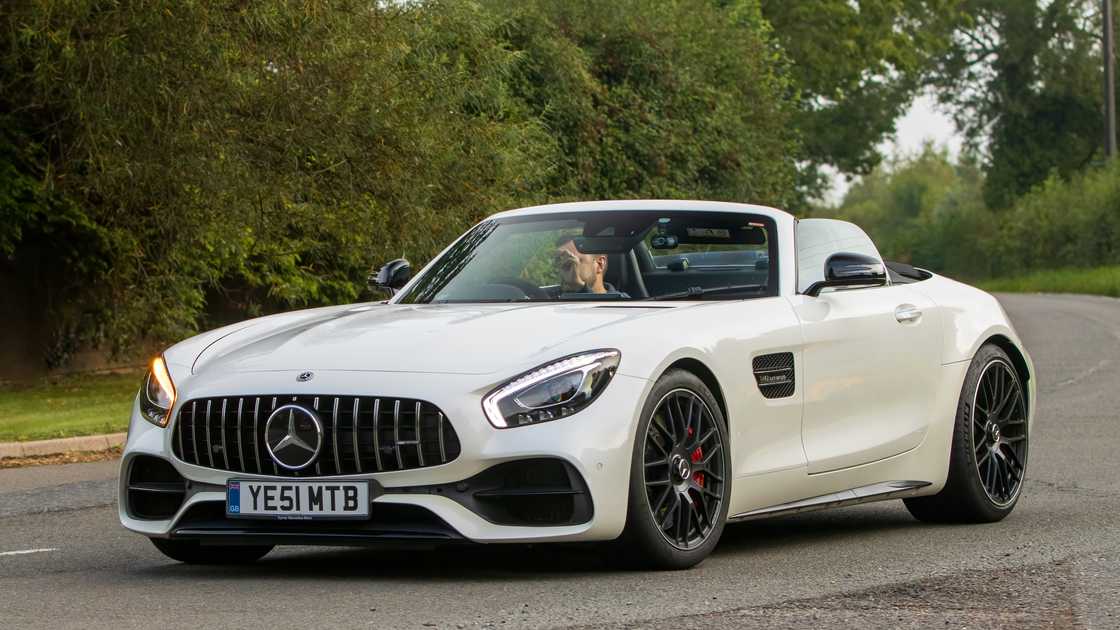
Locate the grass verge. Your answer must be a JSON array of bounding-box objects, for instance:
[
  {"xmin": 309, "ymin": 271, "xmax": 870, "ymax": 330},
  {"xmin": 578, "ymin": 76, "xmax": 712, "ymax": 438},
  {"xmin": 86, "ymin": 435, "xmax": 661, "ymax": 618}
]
[
  {"xmin": 0, "ymin": 371, "xmax": 140, "ymax": 442},
  {"xmin": 979, "ymin": 266, "xmax": 1120, "ymax": 298}
]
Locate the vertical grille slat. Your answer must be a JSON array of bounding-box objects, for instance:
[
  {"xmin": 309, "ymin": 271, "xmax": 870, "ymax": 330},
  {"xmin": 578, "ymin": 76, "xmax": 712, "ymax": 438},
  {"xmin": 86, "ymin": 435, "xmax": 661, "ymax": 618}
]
[
  {"xmin": 172, "ymin": 394, "xmax": 458, "ymax": 476},
  {"xmin": 204, "ymin": 400, "xmax": 215, "ymax": 468},
  {"xmin": 191, "ymin": 401, "xmax": 200, "ymax": 466},
  {"xmin": 352, "ymin": 398, "xmax": 362, "ymax": 473},
  {"xmin": 372, "ymin": 399, "xmax": 383, "ymax": 472},
  {"xmin": 332, "ymin": 397, "xmax": 342, "ymax": 475},
  {"xmin": 270, "ymin": 397, "xmax": 279, "ymax": 475},
  {"xmin": 438, "ymin": 412, "xmax": 446, "ymax": 464},
  {"xmin": 235, "ymin": 398, "xmax": 245, "ymax": 472},
  {"xmin": 312, "ymin": 397, "xmax": 321, "ymax": 477},
  {"xmin": 219, "ymin": 399, "xmax": 230, "ymax": 470},
  {"xmin": 414, "ymin": 401, "xmax": 425, "ymax": 467},
  {"xmin": 177, "ymin": 405, "xmax": 186, "ymax": 463},
  {"xmin": 252, "ymin": 397, "xmax": 262, "ymax": 474},
  {"xmin": 393, "ymin": 400, "xmax": 403, "ymax": 470}
]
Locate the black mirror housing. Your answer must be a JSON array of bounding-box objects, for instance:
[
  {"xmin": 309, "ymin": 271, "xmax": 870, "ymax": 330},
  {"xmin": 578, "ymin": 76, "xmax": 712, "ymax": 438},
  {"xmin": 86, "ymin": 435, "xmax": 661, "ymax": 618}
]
[
  {"xmin": 805, "ymin": 252, "xmax": 886, "ymax": 297},
  {"xmin": 369, "ymin": 258, "xmax": 411, "ymax": 295}
]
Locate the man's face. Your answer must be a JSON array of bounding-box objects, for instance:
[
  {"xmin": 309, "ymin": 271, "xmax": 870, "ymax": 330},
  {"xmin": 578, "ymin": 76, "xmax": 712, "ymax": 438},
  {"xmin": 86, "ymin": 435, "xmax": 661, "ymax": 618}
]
[{"xmin": 554, "ymin": 240, "xmax": 603, "ymax": 292}]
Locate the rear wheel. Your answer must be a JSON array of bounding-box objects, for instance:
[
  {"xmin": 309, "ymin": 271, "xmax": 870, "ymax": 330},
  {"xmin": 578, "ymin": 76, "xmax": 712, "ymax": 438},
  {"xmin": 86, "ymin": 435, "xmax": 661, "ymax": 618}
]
[
  {"xmin": 617, "ymin": 369, "xmax": 730, "ymax": 570},
  {"xmin": 150, "ymin": 538, "xmax": 273, "ymax": 564},
  {"xmin": 905, "ymin": 344, "xmax": 1028, "ymax": 523}
]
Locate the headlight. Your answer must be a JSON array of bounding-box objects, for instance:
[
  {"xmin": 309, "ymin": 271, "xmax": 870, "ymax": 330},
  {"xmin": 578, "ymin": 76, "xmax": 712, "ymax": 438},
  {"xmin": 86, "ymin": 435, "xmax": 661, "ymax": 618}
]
[
  {"xmin": 139, "ymin": 355, "xmax": 176, "ymax": 427},
  {"xmin": 482, "ymin": 350, "xmax": 620, "ymax": 428}
]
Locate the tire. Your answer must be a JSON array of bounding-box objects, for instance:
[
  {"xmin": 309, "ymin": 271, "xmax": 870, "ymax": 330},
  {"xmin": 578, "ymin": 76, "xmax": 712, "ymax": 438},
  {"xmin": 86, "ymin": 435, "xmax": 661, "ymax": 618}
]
[
  {"xmin": 150, "ymin": 538, "xmax": 273, "ymax": 564},
  {"xmin": 615, "ymin": 369, "xmax": 731, "ymax": 570},
  {"xmin": 904, "ymin": 343, "xmax": 1029, "ymax": 523}
]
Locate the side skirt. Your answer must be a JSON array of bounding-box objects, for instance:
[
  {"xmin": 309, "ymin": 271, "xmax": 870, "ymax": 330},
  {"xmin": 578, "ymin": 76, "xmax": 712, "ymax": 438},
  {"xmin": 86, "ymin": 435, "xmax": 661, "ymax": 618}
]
[{"xmin": 727, "ymin": 480, "xmax": 931, "ymax": 522}]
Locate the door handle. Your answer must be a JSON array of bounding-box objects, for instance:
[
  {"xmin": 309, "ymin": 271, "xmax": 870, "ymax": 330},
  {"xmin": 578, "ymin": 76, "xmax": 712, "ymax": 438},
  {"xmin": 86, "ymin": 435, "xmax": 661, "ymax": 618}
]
[{"xmin": 895, "ymin": 304, "xmax": 922, "ymax": 323}]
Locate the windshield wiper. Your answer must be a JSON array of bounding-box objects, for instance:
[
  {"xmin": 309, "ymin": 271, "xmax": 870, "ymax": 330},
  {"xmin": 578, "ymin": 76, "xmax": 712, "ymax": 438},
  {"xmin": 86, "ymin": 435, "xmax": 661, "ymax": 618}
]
[{"xmin": 643, "ymin": 284, "xmax": 765, "ymax": 301}]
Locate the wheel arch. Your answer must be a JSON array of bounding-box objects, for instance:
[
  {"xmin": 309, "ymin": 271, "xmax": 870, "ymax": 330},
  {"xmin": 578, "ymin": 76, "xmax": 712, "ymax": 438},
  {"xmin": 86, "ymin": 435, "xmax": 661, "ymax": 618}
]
[
  {"xmin": 982, "ymin": 333, "xmax": 1032, "ymax": 414},
  {"xmin": 661, "ymin": 357, "xmax": 729, "ymax": 430}
]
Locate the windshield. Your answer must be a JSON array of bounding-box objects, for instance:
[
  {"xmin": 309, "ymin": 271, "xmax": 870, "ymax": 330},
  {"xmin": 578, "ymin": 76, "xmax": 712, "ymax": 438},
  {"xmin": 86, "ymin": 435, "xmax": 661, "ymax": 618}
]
[{"xmin": 395, "ymin": 210, "xmax": 777, "ymax": 304}]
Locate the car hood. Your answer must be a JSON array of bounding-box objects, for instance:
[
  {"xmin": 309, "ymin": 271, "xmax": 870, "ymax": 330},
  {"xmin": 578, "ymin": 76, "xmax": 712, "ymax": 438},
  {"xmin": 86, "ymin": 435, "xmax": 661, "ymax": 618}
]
[{"xmin": 191, "ymin": 302, "xmax": 678, "ymax": 376}]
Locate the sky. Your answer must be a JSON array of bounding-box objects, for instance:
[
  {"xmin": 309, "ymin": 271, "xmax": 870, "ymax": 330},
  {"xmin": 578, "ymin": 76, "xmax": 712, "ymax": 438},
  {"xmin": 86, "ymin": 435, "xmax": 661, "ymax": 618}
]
[{"xmin": 824, "ymin": 93, "xmax": 963, "ymax": 205}]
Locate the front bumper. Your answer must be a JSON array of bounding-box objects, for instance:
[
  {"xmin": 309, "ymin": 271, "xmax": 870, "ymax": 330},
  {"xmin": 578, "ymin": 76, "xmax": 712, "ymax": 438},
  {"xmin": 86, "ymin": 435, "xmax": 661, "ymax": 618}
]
[{"xmin": 119, "ymin": 370, "xmax": 649, "ymax": 544}]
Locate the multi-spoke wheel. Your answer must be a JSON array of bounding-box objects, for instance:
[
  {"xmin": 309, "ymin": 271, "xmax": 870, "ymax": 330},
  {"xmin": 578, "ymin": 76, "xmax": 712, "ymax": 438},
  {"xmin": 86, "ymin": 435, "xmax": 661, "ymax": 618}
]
[
  {"xmin": 617, "ymin": 369, "xmax": 730, "ymax": 569},
  {"xmin": 643, "ymin": 389, "xmax": 726, "ymax": 550},
  {"xmin": 971, "ymin": 358, "xmax": 1028, "ymax": 506},
  {"xmin": 905, "ymin": 344, "xmax": 1029, "ymax": 523}
]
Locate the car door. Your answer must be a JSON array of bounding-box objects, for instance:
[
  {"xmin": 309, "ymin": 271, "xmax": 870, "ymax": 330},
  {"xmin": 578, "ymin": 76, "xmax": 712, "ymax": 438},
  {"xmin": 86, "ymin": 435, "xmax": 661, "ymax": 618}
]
[
  {"xmin": 791, "ymin": 219, "xmax": 943, "ymax": 474},
  {"xmin": 792, "ymin": 285, "xmax": 942, "ymax": 473}
]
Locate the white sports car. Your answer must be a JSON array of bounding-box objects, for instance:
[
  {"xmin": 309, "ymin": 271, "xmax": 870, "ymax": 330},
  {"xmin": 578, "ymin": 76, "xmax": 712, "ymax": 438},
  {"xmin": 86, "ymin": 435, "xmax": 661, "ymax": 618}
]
[{"xmin": 120, "ymin": 200, "xmax": 1035, "ymax": 569}]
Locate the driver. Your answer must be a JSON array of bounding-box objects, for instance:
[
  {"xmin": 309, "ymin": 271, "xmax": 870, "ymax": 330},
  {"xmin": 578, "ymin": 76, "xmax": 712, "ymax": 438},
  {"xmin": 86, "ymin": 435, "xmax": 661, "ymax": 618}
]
[{"xmin": 554, "ymin": 237, "xmax": 618, "ymax": 294}]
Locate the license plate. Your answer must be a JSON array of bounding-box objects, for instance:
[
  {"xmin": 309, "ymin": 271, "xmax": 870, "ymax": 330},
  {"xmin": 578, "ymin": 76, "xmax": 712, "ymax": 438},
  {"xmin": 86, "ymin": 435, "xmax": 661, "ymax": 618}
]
[{"xmin": 226, "ymin": 480, "xmax": 371, "ymax": 520}]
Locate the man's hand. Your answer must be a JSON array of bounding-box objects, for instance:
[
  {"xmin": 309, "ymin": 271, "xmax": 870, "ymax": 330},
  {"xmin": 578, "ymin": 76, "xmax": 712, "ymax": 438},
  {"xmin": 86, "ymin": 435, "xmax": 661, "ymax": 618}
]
[{"xmin": 553, "ymin": 248, "xmax": 580, "ymax": 274}]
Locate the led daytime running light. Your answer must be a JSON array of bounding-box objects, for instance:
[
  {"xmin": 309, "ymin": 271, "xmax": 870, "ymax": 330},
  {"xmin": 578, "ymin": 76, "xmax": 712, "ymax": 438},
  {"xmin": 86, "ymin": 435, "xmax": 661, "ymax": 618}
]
[
  {"xmin": 150, "ymin": 357, "xmax": 176, "ymax": 407},
  {"xmin": 483, "ymin": 350, "xmax": 619, "ymax": 428},
  {"xmin": 141, "ymin": 355, "xmax": 177, "ymax": 427}
]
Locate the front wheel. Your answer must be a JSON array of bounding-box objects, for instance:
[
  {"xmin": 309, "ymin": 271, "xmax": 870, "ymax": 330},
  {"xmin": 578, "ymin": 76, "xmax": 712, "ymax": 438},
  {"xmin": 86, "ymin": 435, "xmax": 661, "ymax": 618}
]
[
  {"xmin": 616, "ymin": 369, "xmax": 731, "ymax": 570},
  {"xmin": 150, "ymin": 538, "xmax": 273, "ymax": 564},
  {"xmin": 904, "ymin": 344, "xmax": 1029, "ymax": 523}
]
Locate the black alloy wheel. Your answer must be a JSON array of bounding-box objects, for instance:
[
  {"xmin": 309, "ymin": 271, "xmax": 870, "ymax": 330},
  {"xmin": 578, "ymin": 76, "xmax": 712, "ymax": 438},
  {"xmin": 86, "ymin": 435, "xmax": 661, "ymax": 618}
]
[
  {"xmin": 617, "ymin": 369, "xmax": 730, "ymax": 569},
  {"xmin": 971, "ymin": 358, "xmax": 1028, "ymax": 506},
  {"xmin": 905, "ymin": 344, "xmax": 1029, "ymax": 523},
  {"xmin": 643, "ymin": 388, "xmax": 727, "ymax": 550}
]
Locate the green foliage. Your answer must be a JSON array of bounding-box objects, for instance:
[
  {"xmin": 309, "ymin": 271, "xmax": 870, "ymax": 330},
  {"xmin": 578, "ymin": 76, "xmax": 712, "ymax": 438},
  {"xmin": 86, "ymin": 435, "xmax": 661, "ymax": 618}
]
[
  {"xmin": 818, "ymin": 145, "xmax": 997, "ymax": 279},
  {"xmin": 979, "ymin": 266, "xmax": 1120, "ymax": 298},
  {"xmin": 932, "ymin": 0, "xmax": 1106, "ymax": 209},
  {"xmin": 823, "ymin": 147, "xmax": 1120, "ymax": 283},
  {"xmin": 761, "ymin": 0, "xmax": 963, "ymax": 191},
  {"xmin": 490, "ymin": 0, "xmax": 799, "ymax": 205},
  {"xmin": 2, "ymin": 0, "xmax": 803, "ymax": 368},
  {"xmin": 993, "ymin": 160, "xmax": 1120, "ymax": 275},
  {"xmin": 2, "ymin": 0, "xmax": 555, "ymax": 356},
  {"xmin": 0, "ymin": 371, "xmax": 139, "ymax": 441}
]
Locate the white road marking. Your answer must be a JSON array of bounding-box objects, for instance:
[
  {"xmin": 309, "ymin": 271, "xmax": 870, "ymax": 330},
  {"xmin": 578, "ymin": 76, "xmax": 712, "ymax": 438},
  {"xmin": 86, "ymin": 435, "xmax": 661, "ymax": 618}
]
[{"xmin": 0, "ymin": 548, "xmax": 58, "ymax": 557}]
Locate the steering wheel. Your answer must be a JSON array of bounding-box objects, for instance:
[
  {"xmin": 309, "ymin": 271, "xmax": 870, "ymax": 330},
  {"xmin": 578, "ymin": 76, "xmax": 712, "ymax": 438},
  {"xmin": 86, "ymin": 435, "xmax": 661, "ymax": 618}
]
[{"xmin": 487, "ymin": 277, "xmax": 550, "ymax": 300}]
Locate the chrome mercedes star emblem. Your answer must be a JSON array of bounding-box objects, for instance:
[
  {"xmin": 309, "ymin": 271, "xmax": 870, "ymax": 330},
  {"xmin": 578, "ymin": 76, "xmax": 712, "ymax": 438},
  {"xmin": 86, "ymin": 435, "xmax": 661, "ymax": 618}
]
[
  {"xmin": 264, "ymin": 404, "xmax": 323, "ymax": 470},
  {"xmin": 297, "ymin": 371, "xmax": 314, "ymax": 382}
]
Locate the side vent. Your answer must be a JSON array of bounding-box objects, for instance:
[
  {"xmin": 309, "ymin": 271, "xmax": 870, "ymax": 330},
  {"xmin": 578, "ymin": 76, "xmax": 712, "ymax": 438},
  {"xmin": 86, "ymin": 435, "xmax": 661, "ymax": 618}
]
[{"xmin": 753, "ymin": 352, "xmax": 795, "ymax": 399}]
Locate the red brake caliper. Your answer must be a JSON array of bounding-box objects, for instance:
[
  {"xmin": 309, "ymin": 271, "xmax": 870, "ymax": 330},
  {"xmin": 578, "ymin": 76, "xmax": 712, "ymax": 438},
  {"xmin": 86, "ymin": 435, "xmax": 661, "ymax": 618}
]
[{"xmin": 687, "ymin": 426, "xmax": 705, "ymax": 487}]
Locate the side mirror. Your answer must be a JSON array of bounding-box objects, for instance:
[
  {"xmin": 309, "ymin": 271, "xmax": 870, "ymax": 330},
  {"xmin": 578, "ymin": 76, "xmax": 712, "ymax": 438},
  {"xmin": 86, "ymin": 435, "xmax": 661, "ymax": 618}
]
[
  {"xmin": 805, "ymin": 252, "xmax": 886, "ymax": 297},
  {"xmin": 368, "ymin": 258, "xmax": 411, "ymax": 295}
]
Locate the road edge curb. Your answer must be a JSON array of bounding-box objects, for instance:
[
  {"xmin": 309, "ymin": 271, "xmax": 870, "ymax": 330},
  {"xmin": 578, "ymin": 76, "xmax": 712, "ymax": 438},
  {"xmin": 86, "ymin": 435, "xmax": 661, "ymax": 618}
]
[{"xmin": 0, "ymin": 433, "xmax": 126, "ymax": 460}]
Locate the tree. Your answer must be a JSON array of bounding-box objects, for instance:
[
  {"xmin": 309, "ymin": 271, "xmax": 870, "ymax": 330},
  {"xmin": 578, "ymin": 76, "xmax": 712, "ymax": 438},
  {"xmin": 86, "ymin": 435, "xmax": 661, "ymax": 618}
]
[
  {"xmin": 931, "ymin": 0, "xmax": 1105, "ymax": 209},
  {"xmin": 1, "ymin": 0, "xmax": 554, "ymax": 360},
  {"xmin": 760, "ymin": 0, "xmax": 963, "ymax": 196},
  {"xmin": 820, "ymin": 145, "xmax": 995, "ymax": 278},
  {"xmin": 487, "ymin": 0, "xmax": 800, "ymax": 206}
]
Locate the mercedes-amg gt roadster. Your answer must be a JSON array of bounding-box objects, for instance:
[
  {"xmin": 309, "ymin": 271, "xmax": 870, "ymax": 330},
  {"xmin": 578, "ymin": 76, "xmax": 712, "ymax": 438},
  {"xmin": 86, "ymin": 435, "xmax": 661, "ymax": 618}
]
[{"xmin": 120, "ymin": 200, "xmax": 1035, "ymax": 569}]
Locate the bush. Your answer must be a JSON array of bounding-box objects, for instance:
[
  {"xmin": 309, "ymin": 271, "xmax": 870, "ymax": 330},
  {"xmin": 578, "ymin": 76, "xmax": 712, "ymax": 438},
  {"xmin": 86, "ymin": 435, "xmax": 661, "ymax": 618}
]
[
  {"xmin": 2, "ymin": 0, "xmax": 555, "ymax": 355},
  {"xmin": 817, "ymin": 146, "xmax": 997, "ymax": 280},
  {"xmin": 2, "ymin": 0, "xmax": 802, "ymax": 368},
  {"xmin": 489, "ymin": 0, "xmax": 799, "ymax": 205},
  {"xmin": 993, "ymin": 161, "xmax": 1120, "ymax": 276},
  {"xmin": 822, "ymin": 146, "xmax": 1120, "ymax": 284}
]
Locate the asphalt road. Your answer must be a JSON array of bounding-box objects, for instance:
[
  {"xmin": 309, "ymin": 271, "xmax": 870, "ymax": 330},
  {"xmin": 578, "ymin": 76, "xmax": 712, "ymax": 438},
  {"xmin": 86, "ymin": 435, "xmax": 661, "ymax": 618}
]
[{"xmin": 1, "ymin": 293, "xmax": 1117, "ymax": 629}]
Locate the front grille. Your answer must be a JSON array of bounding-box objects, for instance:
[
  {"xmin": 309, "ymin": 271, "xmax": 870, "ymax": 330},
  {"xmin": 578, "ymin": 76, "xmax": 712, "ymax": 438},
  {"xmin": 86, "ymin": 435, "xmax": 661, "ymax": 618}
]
[{"xmin": 171, "ymin": 395, "xmax": 461, "ymax": 476}]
